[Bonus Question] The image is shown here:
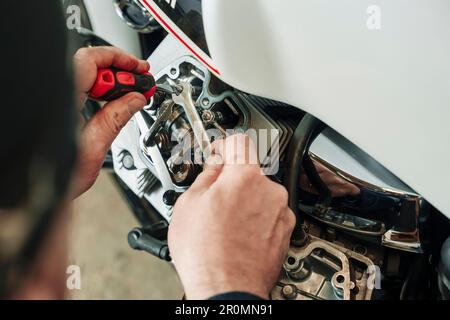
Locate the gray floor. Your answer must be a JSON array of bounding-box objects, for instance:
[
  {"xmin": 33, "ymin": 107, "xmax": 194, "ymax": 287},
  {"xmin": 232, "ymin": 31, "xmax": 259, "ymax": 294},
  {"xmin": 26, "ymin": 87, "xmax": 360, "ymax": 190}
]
[{"xmin": 68, "ymin": 172, "xmax": 183, "ymax": 299}]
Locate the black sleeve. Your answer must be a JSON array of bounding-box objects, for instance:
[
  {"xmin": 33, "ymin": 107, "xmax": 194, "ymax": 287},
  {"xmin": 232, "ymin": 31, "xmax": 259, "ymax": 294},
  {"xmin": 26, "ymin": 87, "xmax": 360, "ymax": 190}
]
[{"xmin": 208, "ymin": 292, "xmax": 264, "ymax": 300}]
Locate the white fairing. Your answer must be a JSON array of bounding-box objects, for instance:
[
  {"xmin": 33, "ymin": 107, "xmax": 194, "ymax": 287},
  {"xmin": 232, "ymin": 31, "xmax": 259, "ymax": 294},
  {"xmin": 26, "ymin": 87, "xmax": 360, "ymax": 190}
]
[
  {"xmin": 199, "ymin": 0, "xmax": 450, "ymax": 217},
  {"xmin": 84, "ymin": 0, "xmax": 142, "ymax": 57}
]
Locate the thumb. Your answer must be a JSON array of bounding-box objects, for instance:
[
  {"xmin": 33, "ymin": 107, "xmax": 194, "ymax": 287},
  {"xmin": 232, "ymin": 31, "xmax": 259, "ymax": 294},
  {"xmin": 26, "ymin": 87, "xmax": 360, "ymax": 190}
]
[
  {"xmin": 73, "ymin": 92, "xmax": 146, "ymax": 197},
  {"xmin": 189, "ymin": 154, "xmax": 224, "ymax": 193},
  {"xmin": 82, "ymin": 92, "xmax": 147, "ymax": 156}
]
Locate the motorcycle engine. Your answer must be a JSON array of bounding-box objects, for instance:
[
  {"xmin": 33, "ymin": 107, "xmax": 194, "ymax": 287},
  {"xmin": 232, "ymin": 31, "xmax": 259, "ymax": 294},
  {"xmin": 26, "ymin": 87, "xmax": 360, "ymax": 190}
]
[{"xmin": 110, "ymin": 35, "xmax": 430, "ymax": 300}]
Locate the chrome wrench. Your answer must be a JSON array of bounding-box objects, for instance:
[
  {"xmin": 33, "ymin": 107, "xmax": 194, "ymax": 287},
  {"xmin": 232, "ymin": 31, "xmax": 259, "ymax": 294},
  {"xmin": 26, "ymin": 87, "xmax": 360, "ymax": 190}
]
[{"xmin": 171, "ymin": 82, "xmax": 213, "ymax": 156}]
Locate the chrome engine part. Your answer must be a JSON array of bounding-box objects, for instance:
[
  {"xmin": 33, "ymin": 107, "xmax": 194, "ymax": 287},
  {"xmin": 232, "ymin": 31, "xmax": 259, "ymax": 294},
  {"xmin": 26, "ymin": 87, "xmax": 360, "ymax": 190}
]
[
  {"xmin": 113, "ymin": 0, "xmax": 160, "ymax": 33},
  {"xmin": 306, "ymin": 129, "xmax": 423, "ymax": 253},
  {"xmin": 272, "ymin": 237, "xmax": 376, "ymax": 300},
  {"xmin": 112, "ymin": 37, "xmax": 287, "ymax": 220}
]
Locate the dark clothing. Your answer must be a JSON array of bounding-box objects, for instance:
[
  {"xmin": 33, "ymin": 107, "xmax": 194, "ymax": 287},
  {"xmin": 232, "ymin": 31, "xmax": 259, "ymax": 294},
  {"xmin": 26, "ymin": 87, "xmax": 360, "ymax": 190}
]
[
  {"xmin": 0, "ymin": 1, "xmax": 76, "ymax": 298},
  {"xmin": 209, "ymin": 292, "xmax": 264, "ymax": 300}
]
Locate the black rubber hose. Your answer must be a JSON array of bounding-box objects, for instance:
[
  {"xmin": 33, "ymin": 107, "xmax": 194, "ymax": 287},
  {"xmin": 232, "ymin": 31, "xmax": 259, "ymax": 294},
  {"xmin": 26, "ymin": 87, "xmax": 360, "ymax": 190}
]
[{"xmin": 284, "ymin": 114, "xmax": 323, "ymax": 246}]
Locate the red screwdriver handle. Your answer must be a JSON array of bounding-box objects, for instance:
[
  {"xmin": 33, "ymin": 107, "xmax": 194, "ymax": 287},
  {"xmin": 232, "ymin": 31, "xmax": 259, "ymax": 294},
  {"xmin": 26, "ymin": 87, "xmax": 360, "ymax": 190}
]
[{"xmin": 89, "ymin": 68, "xmax": 156, "ymax": 102}]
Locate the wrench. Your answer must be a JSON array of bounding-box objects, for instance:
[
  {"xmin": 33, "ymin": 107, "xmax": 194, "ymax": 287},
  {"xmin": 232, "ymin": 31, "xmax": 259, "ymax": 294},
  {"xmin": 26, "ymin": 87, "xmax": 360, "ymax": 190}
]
[
  {"xmin": 172, "ymin": 82, "xmax": 213, "ymax": 156},
  {"xmin": 143, "ymin": 101, "xmax": 174, "ymax": 146}
]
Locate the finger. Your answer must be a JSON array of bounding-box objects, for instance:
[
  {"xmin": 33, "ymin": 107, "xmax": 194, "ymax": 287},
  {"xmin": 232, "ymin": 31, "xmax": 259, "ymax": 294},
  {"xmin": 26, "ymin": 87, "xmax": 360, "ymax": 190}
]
[
  {"xmin": 91, "ymin": 46, "xmax": 149, "ymax": 72},
  {"xmin": 204, "ymin": 153, "xmax": 224, "ymax": 174},
  {"xmin": 213, "ymin": 134, "xmax": 260, "ymax": 169},
  {"xmin": 281, "ymin": 207, "xmax": 297, "ymax": 235},
  {"xmin": 82, "ymin": 92, "xmax": 147, "ymax": 157},
  {"xmin": 74, "ymin": 47, "xmax": 150, "ymax": 95},
  {"xmin": 189, "ymin": 154, "xmax": 224, "ymax": 193},
  {"xmin": 77, "ymin": 46, "xmax": 149, "ymax": 73},
  {"xmin": 273, "ymin": 207, "xmax": 296, "ymax": 251},
  {"xmin": 272, "ymin": 215, "xmax": 294, "ymax": 266},
  {"xmin": 136, "ymin": 60, "xmax": 151, "ymax": 74}
]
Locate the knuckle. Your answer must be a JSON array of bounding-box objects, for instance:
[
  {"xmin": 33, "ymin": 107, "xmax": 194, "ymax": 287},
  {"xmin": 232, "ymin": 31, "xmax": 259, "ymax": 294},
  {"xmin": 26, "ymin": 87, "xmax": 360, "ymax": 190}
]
[
  {"xmin": 273, "ymin": 183, "xmax": 289, "ymax": 206},
  {"xmin": 286, "ymin": 209, "xmax": 297, "ymax": 231},
  {"xmin": 236, "ymin": 166, "xmax": 258, "ymax": 186},
  {"xmin": 74, "ymin": 47, "xmax": 91, "ymax": 64},
  {"xmin": 101, "ymin": 108, "xmax": 123, "ymax": 135},
  {"xmin": 122, "ymin": 56, "xmax": 136, "ymax": 68},
  {"xmin": 105, "ymin": 46, "xmax": 117, "ymax": 52},
  {"xmin": 214, "ymin": 175, "xmax": 238, "ymax": 200},
  {"xmin": 75, "ymin": 47, "xmax": 89, "ymax": 57},
  {"xmin": 110, "ymin": 46, "xmax": 124, "ymax": 54}
]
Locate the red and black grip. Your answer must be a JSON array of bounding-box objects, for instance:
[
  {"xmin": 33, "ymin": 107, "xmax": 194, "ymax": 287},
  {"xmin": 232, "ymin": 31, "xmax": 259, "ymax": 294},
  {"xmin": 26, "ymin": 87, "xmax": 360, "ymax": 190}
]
[{"xmin": 89, "ymin": 68, "xmax": 156, "ymax": 102}]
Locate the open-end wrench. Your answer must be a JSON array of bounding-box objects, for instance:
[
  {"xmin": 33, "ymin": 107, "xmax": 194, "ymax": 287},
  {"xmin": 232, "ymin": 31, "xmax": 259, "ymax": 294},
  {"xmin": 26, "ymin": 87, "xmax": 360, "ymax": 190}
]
[
  {"xmin": 172, "ymin": 82, "xmax": 212, "ymax": 156},
  {"xmin": 143, "ymin": 101, "xmax": 175, "ymax": 146}
]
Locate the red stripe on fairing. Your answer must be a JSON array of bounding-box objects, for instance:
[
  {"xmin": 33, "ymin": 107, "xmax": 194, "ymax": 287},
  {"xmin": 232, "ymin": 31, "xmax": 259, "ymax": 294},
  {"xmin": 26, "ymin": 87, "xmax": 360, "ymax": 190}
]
[{"xmin": 141, "ymin": 0, "xmax": 221, "ymax": 75}]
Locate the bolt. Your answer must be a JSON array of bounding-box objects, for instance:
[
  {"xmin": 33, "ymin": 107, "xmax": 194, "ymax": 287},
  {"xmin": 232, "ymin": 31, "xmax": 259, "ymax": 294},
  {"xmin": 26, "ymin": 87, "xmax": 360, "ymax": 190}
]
[
  {"xmin": 163, "ymin": 190, "xmax": 179, "ymax": 206},
  {"xmin": 282, "ymin": 285, "xmax": 298, "ymax": 300},
  {"xmin": 201, "ymin": 97, "xmax": 210, "ymax": 107},
  {"xmin": 122, "ymin": 151, "xmax": 134, "ymax": 170},
  {"xmin": 285, "ymin": 259, "xmax": 311, "ymax": 281},
  {"xmin": 325, "ymin": 227, "xmax": 336, "ymax": 242},
  {"xmin": 352, "ymin": 244, "xmax": 368, "ymax": 256},
  {"xmin": 201, "ymin": 110, "xmax": 215, "ymax": 123},
  {"xmin": 170, "ymin": 162, "xmax": 184, "ymax": 174}
]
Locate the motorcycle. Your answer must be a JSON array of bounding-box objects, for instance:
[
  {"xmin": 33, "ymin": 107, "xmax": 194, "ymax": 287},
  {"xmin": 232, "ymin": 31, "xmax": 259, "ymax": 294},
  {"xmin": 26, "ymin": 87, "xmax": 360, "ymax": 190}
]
[{"xmin": 70, "ymin": 0, "xmax": 450, "ymax": 300}]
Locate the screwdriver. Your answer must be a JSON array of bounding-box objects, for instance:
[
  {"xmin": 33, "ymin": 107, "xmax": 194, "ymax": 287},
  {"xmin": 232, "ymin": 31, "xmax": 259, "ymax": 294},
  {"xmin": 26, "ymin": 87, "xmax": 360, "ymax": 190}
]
[
  {"xmin": 89, "ymin": 67, "xmax": 156, "ymax": 102},
  {"xmin": 89, "ymin": 68, "xmax": 182, "ymax": 103},
  {"xmin": 88, "ymin": 67, "xmax": 182, "ymax": 103}
]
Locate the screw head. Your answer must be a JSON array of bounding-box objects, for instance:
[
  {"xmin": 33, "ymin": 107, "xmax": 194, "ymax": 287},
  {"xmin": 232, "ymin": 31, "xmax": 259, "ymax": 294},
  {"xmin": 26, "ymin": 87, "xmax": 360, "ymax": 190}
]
[
  {"xmin": 281, "ymin": 285, "xmax": 298, "ymax": 300},
  {"xmin": 201, "ymin": 97, "xmax": 210, "ymax": 107},
  {"xmin": 201, "ymin": 110, "xmax": 215, "ymax": 123},
  {"xmin": 163, "ymin": 190, "xmax": 177, "ymax": 206},
  {"xmin": 122, "ymin": 152, "xmax": 134, "ymax": 170}
]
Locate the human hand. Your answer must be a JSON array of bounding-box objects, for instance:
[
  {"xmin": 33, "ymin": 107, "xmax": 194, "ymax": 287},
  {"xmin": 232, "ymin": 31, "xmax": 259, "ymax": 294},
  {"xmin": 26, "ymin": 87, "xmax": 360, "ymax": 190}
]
[
  {"xmin": 168, "ymin": 134, "xmax": 296, "ymax": 299},
  {"xmin": 71, "ymin": 47, "xmax": 150, "ymax": 197}
]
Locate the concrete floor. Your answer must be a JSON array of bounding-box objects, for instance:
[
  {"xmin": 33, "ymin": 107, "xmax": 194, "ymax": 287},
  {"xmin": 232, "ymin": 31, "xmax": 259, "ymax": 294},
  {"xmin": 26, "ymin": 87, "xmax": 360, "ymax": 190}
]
[{"xmin": 68, "ymin": 172, "xmax": 184, "ymax": 300}]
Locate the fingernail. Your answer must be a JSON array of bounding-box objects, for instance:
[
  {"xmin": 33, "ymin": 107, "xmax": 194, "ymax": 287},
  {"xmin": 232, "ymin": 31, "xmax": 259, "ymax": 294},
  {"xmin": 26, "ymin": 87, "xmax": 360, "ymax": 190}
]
[
  {"xmin": 128, "ymin": 97, "xmax": 146, "ymax": 111},
  {"xmin": 205, "ymin": 154, "xmax": 223, "ymax": 167}
]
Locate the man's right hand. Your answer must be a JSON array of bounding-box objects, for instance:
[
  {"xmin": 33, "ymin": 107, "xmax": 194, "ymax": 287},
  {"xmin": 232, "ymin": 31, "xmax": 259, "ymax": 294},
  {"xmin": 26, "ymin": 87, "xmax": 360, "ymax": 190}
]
[
  {"xmin": 168, "ymin": 134, "xmax": 296, "ymax": 300},
  {"xmin": 71, "ymin": 47, "xmax": 149, "ymax": 198}
]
